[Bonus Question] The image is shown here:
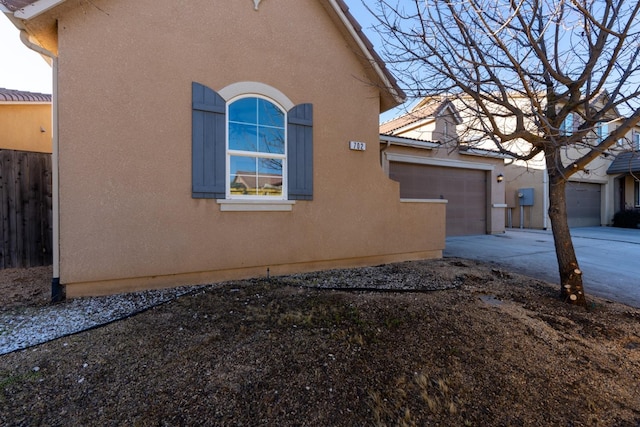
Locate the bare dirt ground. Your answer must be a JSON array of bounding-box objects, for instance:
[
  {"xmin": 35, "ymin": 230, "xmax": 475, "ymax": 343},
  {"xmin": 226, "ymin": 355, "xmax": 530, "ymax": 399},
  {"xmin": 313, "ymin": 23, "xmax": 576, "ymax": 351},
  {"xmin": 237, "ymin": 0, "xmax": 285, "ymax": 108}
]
[{"xmin": 1, "ymin": 258, "xmax": 639, "ymax": 426}]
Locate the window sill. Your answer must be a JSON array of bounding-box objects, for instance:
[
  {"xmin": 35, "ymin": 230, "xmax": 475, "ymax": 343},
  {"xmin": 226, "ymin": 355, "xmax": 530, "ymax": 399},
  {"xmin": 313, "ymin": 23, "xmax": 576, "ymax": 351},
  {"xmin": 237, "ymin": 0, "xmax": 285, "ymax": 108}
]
[{"xmin": 217, "ymin": 199, "xmax": 295, "ymax": 212}]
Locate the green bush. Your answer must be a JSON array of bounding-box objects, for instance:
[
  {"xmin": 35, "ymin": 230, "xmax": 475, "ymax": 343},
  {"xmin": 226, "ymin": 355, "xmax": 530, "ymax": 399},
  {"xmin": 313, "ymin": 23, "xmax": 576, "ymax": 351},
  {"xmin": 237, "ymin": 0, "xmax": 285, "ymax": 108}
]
[{"xmin": 612, "ymin": 209, "xmax": 640, "ymax": 229}]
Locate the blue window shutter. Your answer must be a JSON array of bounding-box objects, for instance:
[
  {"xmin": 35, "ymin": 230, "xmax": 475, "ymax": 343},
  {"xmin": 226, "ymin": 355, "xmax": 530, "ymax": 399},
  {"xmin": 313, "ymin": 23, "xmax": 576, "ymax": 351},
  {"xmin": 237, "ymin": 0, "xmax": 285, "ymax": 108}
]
[
  {"xmin": 192, "ymin": 82, "xmax": 226, "ymax": 199},
  {"xmin": 287, "ymin": 104, "xmax": 313, "ymax": 200}
]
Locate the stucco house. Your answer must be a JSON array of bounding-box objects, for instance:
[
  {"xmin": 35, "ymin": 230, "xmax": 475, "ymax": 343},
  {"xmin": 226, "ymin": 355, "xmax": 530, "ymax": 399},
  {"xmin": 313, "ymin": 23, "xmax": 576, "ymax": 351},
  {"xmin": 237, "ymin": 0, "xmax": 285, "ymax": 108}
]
[
  {"xmin": 495, "ymin": 99, "xmax": 621, "ymax": 230},
  {"xmin": 608, "ymin": 124, "xmax": 640, "ymax": 212},
  {"xmin": 380, "ymin": 98, "xmax": 507, "ymax": 236},
  {"xmin": 2, "ymin": 0, "xmax": 446, "ymax": 298},
  {"xmin": 494, "ymin": 96, "xmax": 622, "ymax": 230},
  {"xmin": 386, "ymin": 94, "xmax": 623, "ymax": 230},
  {"xmin": 0, "ymin": 87, "xmax": 51, "ymax": 153}
]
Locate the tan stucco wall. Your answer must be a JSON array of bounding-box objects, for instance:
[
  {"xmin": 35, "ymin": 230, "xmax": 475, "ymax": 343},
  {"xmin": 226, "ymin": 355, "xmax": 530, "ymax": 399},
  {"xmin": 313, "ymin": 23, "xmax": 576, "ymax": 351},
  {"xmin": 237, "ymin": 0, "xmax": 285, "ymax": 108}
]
[
  {"xmin": 47, "ymin": 0, "xmax": 444, "ymax": 296},
  {"xmin": 504, "ymin": 166, "xmax": 547, "ymax": 229},
  {"xmin": 380, "ymin": 143, "xmax": 506, "ymax": 234},
  {"xmin": 506, "ymin": 152, "xmax": 615, "ymax": 229},
  {"xmin": 0, "ymin": 103, "xmax": 52, "ymax": 153},
  {"xmin": 618, "ymin": 175, "xmax": 638, "ymax": 210}
]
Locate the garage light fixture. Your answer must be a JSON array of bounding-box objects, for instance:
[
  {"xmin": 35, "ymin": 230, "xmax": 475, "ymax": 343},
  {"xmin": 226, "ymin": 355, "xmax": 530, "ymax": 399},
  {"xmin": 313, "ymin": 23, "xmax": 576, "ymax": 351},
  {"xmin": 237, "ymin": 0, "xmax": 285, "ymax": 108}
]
[{"xmin": 497, "ymin": 174, "xmax": 504, "ymax": 183}]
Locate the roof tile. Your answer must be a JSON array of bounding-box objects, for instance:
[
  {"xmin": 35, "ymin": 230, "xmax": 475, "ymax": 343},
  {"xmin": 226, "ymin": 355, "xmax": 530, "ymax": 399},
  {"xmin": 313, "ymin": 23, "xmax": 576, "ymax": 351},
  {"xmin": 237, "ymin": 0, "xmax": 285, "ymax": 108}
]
[
  {"xmin": 0, "ymin": 87, "xmax": 51, "ymax": 102},
  {"xmin": 379, "ymin": 101, "xmax": 444, "ymax": 135},
  {"xmin": 607, "ymin": 151, "xmax": 640, "ymax": 174}
]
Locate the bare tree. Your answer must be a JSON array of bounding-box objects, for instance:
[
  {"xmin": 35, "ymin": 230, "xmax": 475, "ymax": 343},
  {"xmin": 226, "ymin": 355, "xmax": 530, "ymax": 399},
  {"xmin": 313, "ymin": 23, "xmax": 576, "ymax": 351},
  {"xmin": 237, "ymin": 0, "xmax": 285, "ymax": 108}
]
[{"xmin": 368, "ymin": 0, "xmax": 640, "ymax": 306}]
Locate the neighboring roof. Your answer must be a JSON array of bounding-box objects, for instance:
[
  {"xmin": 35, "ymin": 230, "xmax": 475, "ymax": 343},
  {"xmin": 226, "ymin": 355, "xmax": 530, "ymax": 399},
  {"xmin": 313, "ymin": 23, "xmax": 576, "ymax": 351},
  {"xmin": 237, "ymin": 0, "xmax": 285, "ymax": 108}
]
[
  {"xmin": 380, "ymin": 133, "xmax": 440, "ymax": 149},
  {"xmin": 0, "ymin": 87, "xmax": 51, "ymax": 102},
  {"xmin": 380, "ymin": 133, "xmax": 512, "ymax": 159},
  {"xmin": 380, "ymin": 99, "xmax": 459, "ymax": 135},
  {"xmin": 2, "ymin": 0, "xmax": 406, "ymax": 111},
  {"xmin": 607, "ymin": 151, "xmax": 640, "ymax": 174}
]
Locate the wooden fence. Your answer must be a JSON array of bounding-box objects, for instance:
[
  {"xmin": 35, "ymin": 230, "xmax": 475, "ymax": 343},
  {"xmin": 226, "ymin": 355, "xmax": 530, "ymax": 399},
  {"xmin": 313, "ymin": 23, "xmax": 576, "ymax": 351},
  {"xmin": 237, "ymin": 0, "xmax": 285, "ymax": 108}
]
[{"xmin": 0, "ymin": 149, "xmax": 53, "ymax": 268}]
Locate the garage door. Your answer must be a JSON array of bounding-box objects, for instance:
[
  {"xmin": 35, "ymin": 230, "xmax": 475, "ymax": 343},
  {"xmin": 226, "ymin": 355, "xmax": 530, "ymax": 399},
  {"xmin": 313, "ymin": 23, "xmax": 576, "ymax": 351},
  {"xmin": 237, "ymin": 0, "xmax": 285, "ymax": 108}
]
[
  {"xmin": 566, "ymin": 182, "xmax": 601, "ymax": 227},
  {"xmin": 389, "ymin": 162, "xmax": 487, "ymax": 236}
]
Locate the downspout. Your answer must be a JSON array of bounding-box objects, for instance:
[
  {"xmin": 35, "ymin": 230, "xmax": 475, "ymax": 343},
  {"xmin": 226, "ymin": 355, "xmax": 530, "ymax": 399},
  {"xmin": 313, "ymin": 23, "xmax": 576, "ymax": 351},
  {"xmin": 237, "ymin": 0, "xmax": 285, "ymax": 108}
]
[{"xmin": 19, "ymin": 31, "xmax": 63, "ymax": 301}]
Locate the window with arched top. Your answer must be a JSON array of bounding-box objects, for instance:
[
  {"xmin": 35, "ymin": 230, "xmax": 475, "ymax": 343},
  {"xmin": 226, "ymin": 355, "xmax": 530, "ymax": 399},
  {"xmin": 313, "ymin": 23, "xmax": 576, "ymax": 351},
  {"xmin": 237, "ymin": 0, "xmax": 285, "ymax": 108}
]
[
  {"xmin": 192, "ymin": 82, "xmax": 313, "ymax": 205},
  {"xmin": 227, "ymin": 96, "xmax": 286, "ymax": 198}
]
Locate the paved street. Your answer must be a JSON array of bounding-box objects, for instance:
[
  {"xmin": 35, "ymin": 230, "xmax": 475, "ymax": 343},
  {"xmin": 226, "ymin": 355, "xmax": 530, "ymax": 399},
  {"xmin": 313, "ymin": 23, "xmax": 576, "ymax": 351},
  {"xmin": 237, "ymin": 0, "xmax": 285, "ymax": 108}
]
[{"xmin": 444, "ymin": 227, "xmax": 640, "ymax": 308}]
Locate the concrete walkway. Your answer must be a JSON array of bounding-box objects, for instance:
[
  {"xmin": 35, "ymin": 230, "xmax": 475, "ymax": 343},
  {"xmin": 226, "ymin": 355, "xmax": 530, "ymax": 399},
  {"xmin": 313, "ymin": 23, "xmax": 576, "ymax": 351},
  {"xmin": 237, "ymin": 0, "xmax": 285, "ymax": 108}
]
[{"xmin": 444, "ymin": 227, "xmax": 640, "ymax": 308}]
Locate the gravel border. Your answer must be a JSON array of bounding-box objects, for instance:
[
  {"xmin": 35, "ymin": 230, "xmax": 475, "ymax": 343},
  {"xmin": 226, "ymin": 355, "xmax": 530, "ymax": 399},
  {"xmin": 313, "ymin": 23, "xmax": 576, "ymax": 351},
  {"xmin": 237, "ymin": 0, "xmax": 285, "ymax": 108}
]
[
  {"xmin": 0, "ymin": 285, "xmax": 209, "ymax": 355},
  {"xmin": 0, "ymin": 262, "xmax": 461, "ymax": 356}
]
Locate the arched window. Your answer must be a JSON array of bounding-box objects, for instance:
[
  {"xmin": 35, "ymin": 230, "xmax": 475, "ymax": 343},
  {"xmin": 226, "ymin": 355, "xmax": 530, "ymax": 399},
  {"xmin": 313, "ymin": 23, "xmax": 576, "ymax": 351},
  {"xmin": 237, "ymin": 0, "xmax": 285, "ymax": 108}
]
[
  {"xmin": 228, "ymin": 97, "xmax": 286, "ymax": 198},
  {"xmin": 192, "ymin": 82, "xmax": 313, "ymax": 203}
]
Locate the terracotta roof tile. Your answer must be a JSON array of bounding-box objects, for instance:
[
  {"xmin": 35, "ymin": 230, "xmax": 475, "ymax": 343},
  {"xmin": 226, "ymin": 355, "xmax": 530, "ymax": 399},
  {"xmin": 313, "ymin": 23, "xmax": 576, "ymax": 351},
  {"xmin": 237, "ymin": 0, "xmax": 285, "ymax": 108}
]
[
  {"xmin": 0, "ymin": 87, "xmax": 51, "ymax": 102},
  {"xmin": 379, "ymin": 101, "xmax": 444, "ymax": 135}
]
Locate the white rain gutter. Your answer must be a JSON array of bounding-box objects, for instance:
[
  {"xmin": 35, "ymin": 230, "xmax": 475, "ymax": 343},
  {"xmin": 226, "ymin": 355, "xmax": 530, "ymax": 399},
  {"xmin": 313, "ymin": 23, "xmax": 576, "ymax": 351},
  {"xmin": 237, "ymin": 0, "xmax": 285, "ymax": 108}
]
[
  {"xmin": 14, "ymin": 0, "xmax": 66, "ymax": 20},
  {"xmin": 19, "ymin": 30, "xmax": 62, "ymax": 301},
  {"xmin": 379, "ymin": 134, "xmax": 440, "ymax": 149}
]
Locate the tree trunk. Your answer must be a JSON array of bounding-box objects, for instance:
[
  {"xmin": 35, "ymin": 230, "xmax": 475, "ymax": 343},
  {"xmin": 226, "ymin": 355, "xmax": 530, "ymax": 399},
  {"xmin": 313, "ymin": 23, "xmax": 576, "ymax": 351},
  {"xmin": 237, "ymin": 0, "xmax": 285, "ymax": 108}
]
[{"xmin": 546, "ymin": 162, "xmax": 588, "ymax": 307}]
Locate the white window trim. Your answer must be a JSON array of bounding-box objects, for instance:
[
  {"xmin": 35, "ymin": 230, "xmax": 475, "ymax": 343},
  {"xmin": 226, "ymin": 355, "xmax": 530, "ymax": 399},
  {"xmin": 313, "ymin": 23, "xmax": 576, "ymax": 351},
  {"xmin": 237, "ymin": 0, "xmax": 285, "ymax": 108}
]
[
  {"xmin": 219, "ymin": 82, "xmax": 294, "ymax": 111},
  {"xmin": 226, "ymin": 94, "xmax": 288, "ymax": 201},
  {"xmin": 596, "ymin": 122, "xmax": 608, "ymax": 143},
  {"xmin": 560, "ymin": 113, "xmax": 573, "ymax": 136},
  {"xmin": 217, "ymin": 199, "xmax": 295, "ymax": 212}
]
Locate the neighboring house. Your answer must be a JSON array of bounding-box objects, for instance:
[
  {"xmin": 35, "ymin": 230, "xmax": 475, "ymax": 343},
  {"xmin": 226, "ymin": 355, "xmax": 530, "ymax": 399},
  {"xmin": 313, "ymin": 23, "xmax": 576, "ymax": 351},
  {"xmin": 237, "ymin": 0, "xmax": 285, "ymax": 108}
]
[
  {"xmin": 607, "ymin": 124, "xmax": 640, "ymax": 211},
  {"xmin": 0, "ymin": 87, "xmax": 51, "ymax": 153},
  {"xmin": 380, "ymin": 98, "xmax": 507, "ymax": 236},
  {"xmin": 492, "ymin": 96, "xmax": 621, "ymax": 229},
  {"xmin": 2, "ymin": 0, "xmax": 446, "ymax": 297},
  {"xmin": 442, "ymin": 93, "xmax": 620, "ymax": 230}
]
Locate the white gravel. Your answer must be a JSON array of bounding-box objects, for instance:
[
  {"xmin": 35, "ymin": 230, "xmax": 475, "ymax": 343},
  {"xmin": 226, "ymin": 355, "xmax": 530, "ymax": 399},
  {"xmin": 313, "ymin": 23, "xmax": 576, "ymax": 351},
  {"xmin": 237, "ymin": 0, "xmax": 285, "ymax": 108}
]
[
  {"xmin": 0, "ymin": 286, "xmax": 208, "ymax": 355},
  {"xmin": 0, "ymin": 262, "xmax": 462, "ymax": 356}
]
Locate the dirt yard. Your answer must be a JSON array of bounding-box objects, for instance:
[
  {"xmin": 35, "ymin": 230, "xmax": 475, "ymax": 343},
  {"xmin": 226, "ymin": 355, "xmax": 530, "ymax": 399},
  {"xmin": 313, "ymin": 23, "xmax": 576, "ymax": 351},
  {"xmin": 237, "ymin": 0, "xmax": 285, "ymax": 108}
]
[{"xmin": 1, "ymin": 258, "xmax": 639, "ymax": 426}]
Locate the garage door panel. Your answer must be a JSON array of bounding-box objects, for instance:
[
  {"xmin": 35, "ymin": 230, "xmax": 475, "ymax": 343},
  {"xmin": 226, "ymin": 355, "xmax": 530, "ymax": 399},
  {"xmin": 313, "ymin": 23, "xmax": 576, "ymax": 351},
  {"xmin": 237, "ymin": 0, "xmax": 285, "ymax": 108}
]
[
  {"xmin": 389, "ymin": 162, "xmax": 487, "ymax": 236},
  {"xmin": 566, "ymin": 182, "xmax": 601, "ymax": 227}
]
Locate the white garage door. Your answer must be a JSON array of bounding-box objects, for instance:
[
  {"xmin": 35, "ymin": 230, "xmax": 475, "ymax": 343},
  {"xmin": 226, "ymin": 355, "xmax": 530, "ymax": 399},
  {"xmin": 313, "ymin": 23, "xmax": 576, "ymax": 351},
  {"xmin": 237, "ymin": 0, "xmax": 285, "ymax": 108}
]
[{"xmin": 389, "ymin": 162, "xmax": 487, "ymax": 236}]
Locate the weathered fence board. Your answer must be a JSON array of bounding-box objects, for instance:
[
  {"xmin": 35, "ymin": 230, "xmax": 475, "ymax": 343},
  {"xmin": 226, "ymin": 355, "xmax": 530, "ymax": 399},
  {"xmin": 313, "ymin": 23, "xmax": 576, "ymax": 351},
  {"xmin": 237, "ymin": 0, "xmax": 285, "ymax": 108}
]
[{"xmin": 0, "ymin": 149, "xmax": 52, "ymax": 268}]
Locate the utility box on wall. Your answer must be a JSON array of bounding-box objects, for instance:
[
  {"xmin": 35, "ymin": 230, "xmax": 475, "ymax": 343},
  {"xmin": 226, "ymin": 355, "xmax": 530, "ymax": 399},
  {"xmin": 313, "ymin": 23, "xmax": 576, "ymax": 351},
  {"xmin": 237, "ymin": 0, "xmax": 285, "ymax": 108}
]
[{"xmin": 518, "ymin": 188, "xmax": 534, "ymax": 206}]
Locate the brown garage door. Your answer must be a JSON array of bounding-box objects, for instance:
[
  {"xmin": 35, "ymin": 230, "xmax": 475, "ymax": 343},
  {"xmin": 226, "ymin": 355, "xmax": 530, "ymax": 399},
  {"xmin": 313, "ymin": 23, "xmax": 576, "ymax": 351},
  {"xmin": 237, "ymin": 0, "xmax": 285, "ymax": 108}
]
[
  {"xmin": 389, "ymin": 162, "xmax": 487, "ymax": 236},
  {"xmin": 566, "ymin": 182, "xmax": 601, "ymax": 227}
]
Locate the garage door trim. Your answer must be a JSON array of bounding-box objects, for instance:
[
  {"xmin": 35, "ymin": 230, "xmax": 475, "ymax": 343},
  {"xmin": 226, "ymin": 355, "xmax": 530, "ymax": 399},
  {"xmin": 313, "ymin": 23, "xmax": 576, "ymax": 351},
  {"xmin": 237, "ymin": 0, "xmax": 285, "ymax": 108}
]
[{"xmin": 385, "ymin": 152, "xmax": 496, "ymax": 171}]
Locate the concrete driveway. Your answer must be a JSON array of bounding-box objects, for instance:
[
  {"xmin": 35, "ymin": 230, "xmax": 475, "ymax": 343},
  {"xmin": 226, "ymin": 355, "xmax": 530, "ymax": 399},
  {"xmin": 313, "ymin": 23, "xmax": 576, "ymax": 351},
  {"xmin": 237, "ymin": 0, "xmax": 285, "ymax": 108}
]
[{"xmin": 444, "ymin": 227, "xmax": 640, "ymax": 308}]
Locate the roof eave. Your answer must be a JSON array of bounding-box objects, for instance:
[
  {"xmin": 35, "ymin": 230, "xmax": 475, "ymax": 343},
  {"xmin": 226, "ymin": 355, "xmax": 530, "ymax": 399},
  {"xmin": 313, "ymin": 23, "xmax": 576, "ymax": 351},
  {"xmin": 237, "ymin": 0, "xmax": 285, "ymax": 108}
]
[
  {"xmin": 380, "ymin": 134, "xmax": 440, "ymax": 149},
  {"xmin": 12, "ymin": 0, "xmax": 66, "ymax": 20},
  {"xmin": 328, "ymin": 0, "xmax": 406, "ymax": 110},
  {"xmin": 6, "ymin": 0, "xmax": 406, "ymax": 110}
]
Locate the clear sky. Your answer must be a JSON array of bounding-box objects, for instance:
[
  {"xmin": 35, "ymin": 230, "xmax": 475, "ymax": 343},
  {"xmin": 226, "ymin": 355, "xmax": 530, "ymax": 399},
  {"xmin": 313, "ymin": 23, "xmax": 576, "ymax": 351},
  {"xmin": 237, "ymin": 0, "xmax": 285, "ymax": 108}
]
[
  {"xmin": 0, "ymin": 1, "xmax": 401, "ymax": 118},
  {"xmin": 0, "ymin": 17, "xmax": 53, "ymax": 93}
]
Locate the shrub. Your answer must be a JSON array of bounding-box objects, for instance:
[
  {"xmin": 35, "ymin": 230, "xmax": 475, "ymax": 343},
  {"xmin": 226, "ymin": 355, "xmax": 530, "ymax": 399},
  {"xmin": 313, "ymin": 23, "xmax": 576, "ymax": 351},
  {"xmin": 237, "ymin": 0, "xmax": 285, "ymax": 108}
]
[{"xmin": 612, "ymin": 209, "xmax": 640, "ymax": 229}]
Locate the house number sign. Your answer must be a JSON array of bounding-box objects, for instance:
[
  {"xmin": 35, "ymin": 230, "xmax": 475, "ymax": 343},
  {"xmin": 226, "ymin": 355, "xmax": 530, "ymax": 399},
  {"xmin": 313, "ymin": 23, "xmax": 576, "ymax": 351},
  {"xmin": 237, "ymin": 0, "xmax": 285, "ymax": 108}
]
[{"xmin": 350, "ymin": 141, "xmax": 366, "ymax": 151}]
